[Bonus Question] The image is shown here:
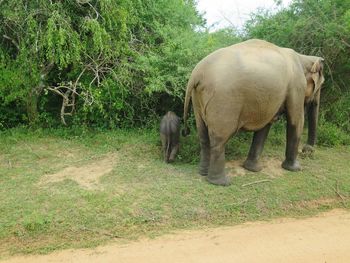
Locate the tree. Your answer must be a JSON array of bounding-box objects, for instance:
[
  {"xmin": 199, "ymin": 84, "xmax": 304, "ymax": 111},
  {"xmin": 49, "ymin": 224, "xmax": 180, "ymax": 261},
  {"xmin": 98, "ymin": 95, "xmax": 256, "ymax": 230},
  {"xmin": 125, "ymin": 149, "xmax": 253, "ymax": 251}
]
[{"xmin": 0, "ymin": 0, "xmax": 241, "ymax": 128}]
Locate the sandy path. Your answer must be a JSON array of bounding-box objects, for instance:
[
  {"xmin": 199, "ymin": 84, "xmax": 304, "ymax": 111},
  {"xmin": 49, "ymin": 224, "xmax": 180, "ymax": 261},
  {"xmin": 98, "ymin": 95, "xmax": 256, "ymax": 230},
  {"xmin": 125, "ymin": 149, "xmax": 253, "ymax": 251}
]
[{"xmin": 3, "ymin": 209, "xmax": 350, "ymax": 263}]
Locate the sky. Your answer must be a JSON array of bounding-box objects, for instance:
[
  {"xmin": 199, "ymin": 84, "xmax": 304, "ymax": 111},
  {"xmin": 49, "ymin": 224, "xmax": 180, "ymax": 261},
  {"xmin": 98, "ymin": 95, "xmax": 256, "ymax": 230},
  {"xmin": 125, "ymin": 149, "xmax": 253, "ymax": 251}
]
[{"xmin": 196, "ymin": 0, "xmax": 292, "ymax": 30}]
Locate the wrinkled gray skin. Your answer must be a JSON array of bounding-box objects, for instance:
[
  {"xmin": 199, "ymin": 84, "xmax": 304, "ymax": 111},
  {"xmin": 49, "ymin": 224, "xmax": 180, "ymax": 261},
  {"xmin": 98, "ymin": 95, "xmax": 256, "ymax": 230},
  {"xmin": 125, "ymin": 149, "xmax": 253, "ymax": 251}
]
[
  {"xmin": 160, "ymin": 111, "xmax": 180, "ymax": 163},
  {"xmin": 183, "ymin": 39, "xmax": 325, "ymax": 186}
]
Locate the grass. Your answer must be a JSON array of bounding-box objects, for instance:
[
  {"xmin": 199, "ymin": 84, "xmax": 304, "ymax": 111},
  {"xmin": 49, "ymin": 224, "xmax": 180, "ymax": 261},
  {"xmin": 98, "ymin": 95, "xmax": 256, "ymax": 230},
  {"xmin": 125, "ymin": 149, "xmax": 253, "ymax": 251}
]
[{"xmin": 0, "ymin": 125, "xmax": 349, "ymax": 257}]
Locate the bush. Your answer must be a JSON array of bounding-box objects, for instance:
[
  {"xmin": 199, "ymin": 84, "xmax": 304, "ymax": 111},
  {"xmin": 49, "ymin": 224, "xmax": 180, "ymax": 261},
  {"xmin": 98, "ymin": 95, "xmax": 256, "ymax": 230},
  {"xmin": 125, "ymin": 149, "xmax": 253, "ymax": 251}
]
[
  {"xmin": 322, "ymin": 92, "xmax": 350, "ymax": 132},
  {"xmin": 317, "ymin": 118, "xmax": 350, "ymax": 146}
]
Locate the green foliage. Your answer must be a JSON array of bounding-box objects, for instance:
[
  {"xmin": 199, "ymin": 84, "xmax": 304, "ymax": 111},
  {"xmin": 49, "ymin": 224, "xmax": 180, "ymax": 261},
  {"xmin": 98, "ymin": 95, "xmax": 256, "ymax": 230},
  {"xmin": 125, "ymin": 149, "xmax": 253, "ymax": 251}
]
[
  {"xmin": 323, "ymin": 92, "xmax": 350, "ymax": 133},
  {"xmin": 45, "ymin": 10, "xmax": 81, "ymax": 68},
  {"xmin": 0, "ymin": 0, "xmax": 239, "ymax": 128},
  {"xmin": 317, "ymin": 117, "xmax": 350, "ymax": 146},
  {"xmin": 0, "ymin": 50, "xmax": 37, "ymax": 127},
  {"xmin": 0, "ymin": 0, "xmax": 348, "ymax": 148}
]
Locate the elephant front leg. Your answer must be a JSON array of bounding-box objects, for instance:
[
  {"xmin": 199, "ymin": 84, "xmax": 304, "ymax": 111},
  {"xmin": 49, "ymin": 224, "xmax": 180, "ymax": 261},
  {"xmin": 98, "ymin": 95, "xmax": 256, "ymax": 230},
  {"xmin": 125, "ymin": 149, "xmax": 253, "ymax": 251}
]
[
  {"xmin": 282, "ymin": 117, "xmax": 304, "ymax": 171},
  {"xmin": 207, "ymin": 143, "xmax": 231, "ymax": 186},
  {"xmin": 243, "ymin": 123, "xmax": 272, "ymax": 172}
]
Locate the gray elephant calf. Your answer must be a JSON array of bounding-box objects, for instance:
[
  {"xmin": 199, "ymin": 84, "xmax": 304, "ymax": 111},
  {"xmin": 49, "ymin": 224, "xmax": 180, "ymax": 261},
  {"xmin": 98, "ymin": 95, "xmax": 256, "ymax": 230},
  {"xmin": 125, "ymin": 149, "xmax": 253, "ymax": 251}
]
[{"xmin": 160, "ymin": 111, "xmax": 180, "ymax": 163}]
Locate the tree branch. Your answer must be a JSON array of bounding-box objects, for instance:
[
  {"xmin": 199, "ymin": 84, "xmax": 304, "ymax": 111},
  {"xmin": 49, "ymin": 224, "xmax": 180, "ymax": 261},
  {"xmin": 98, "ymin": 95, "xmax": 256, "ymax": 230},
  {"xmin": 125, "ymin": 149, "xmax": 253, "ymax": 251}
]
[
  {"xmin": 2, "ymin": 34, "xmax": 20, "ymax": 50},
  {"xmin": 341, "ymin": 39, "xmax": 350, "ymax": 48},
  {"xmin": 47, "ymin": 67, "xmax": 93, "ymax": 126}
]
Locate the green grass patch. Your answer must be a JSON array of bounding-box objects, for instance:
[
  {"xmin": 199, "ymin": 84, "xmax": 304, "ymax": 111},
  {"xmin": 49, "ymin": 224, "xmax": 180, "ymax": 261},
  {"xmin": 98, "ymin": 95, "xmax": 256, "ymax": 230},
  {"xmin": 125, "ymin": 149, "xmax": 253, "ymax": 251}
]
[{"xmin": 0, "ymin": 126, "xmax": 349, "ymax": 257}]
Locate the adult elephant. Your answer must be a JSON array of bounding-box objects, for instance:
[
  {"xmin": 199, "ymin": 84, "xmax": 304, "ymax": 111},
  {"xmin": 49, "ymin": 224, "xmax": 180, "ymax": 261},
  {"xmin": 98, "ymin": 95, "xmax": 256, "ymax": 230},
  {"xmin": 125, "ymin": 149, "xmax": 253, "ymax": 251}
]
[{"xmin": 182, "ymin": 39, "xmax": 324, "ymax": 186}]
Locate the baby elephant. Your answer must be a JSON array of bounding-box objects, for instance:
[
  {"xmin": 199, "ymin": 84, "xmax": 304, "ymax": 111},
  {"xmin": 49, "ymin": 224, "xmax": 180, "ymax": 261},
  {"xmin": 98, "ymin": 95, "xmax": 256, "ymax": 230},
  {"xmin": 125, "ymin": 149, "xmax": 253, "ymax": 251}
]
[{"xmin": 160, "ymin": 111, "xmax": 180, "ymax": 163}]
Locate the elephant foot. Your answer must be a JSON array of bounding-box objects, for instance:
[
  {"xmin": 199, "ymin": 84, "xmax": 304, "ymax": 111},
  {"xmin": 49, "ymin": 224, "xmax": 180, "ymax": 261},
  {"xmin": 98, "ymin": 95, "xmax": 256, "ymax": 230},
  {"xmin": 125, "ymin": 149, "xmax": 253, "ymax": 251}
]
[
  {"xmin": 206, "ymin": 174, "xmax": 231, "ymax": 186},
  {"xmin": 199, "ymin": 164, "xmax": 209, "ymax": 176},
  {"xmin": 282, "ymin": 160, "xmax": 301, "ymax": 172},
  {"xmin": 243, "ymin": 159, "xmax": 263, "ymax": 172},
  {"xmin": 199, "ymin": 170, "xmax": 208, "ymax": 176},
  {"xmin": 302, "ymin": 144, "xmax": 315, "ymax": 154}
]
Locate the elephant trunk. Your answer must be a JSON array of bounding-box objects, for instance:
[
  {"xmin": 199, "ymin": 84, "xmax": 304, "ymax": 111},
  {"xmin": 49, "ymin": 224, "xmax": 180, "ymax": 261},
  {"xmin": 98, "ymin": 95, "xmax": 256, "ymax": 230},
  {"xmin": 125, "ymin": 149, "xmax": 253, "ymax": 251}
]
[
  {"xmin": 306, "ymin": 90, "xmax": 320, "ymax": 146},
  {"xmin": 182, "ymin": 75, "xmax": 196, "ymax": 137}
]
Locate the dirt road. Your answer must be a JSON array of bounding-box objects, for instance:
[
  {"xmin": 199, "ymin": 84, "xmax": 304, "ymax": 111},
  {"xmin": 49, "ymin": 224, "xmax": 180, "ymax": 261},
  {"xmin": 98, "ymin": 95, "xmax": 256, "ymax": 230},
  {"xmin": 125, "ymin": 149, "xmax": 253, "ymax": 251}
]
[{"xmin": 3, "ymin": 209, "xmax": 350, "ymax": 263}]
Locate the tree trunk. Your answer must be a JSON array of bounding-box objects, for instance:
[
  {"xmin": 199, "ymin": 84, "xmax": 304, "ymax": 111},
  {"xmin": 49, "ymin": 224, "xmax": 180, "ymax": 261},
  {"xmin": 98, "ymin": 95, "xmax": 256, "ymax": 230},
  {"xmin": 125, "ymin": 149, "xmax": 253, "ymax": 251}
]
[
  {"xmin": 26, "ymin": 88, "xmax": 40, "ymax": 125},
  {"xmin": 26, "ymin": 63, "xmax": 54, "ymax": 125}
]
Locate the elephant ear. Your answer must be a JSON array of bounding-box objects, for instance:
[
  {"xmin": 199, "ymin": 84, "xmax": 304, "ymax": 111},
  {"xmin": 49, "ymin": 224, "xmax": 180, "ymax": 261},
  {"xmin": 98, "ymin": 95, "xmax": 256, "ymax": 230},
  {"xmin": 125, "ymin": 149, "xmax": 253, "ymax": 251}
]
[{"xmin": 310, "ymin": 58, "xmax": 325, "ymax": 96}]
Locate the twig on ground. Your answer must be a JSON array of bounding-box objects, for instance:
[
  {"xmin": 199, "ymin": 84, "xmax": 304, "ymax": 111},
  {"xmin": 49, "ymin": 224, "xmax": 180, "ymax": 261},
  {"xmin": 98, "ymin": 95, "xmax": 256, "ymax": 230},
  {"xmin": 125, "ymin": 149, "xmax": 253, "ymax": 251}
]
[
  {"xmin": 79, "ymin": 227, "xmax": 121, "ymax": 239},
  {"xmin": 242, "ymin": 179, "xmax": 272, "ymax": 187},
  {"xmin": 333, "ymin": 180, "xmax": 346, "ymax": 206},
  {"xmin": 234, "ymin": 198, "xmax": 249, "ymax": 206}
]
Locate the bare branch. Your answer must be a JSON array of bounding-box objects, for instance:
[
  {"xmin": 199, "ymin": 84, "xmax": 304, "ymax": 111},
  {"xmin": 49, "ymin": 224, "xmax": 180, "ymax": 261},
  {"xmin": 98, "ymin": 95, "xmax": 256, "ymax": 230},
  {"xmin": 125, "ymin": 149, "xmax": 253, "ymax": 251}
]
[
  {"xmin": 333, "ymin": 180, "xmax": 346, "ymax": 207},
  {"xmin": 76, "ymin": 0, "xmax": 103, "ymax": 20},
  {"xmin": 2, "ymin": 34, "xmax": 20, "ymax": 50},
  {"xmin": 46, "ymin": 52, "xmax": 116, "ymax": 125},
  {"xmin": 87, "ymin": 1, "xmax": 101, "ymax": 20},
  {"xmin": 242, "ymin": 179, "xmax": 272, "ymax": 187},
  {"xmin": 85, "ymin": 53, "xmax": 115, "ymax": 88},
  {"xmin": 41, "ymin": 62, "xmax": 54, "ymax": 76},
  {"xmin": 219, "ymin": 12, "xmax": 237, "ymax": 29},
  {"xmin": 47, "ymin": 72, "xmax": 93, "ymax": 125},
  {"xmin": 324, "ymin": 60, "xmax": 336, "ymax": 90},
  {"xmin": 341, "ymin": 39, "xmax": 350, "ymax": 48}
]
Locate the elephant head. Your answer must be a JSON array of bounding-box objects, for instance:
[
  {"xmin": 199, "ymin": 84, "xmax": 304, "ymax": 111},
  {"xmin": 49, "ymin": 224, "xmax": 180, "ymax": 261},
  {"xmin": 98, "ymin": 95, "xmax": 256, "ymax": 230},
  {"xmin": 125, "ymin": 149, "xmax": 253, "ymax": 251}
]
[
  {"xmin": 300, "ymin": 56, "xmax": 325, "ymax": 152},
  {"xmin": 304, "ymin": 57, "xmax": 325, "ymax": 104}
]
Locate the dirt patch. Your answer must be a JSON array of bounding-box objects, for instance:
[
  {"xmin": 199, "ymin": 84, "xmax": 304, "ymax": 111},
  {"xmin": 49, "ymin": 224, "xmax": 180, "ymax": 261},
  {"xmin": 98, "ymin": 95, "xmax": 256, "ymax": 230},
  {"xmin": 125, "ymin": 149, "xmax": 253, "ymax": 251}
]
[
  {"xmin": 39, "ymin": 154, "xmax": 118, "ymax": 190},
  {"xmin": 3, "ymin": 209, "xmax": 350, "ymax": 263},
  {"xmin": 226, "ymin": 160, "xmax": 248, "ymax": 177},
  {"xmin": 292, "ymin": 198, "xmax": 340, "ymax": 209},
  {"xmin": 226, "ymin": 158, "xmax": 284, "ymax": 178},
  {"xmin": 260, "ymin": 158, "xmax": 285, "ymax": 177}
]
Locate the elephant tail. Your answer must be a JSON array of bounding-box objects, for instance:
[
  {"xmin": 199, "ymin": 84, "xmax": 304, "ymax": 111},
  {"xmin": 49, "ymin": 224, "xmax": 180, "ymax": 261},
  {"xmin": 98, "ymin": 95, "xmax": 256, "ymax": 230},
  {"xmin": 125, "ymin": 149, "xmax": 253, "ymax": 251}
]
[
  {"xmin": 166, "ymin": 121, "xmax": 171, "ymax": 162},
  {"xmin": 182, "ymin": 75, "xmax": 196, "ymax": 137}
]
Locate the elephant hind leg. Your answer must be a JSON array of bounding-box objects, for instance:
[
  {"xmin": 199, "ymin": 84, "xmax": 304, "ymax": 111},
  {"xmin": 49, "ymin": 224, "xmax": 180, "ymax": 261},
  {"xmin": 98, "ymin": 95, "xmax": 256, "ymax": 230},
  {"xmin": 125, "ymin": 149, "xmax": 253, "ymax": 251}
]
[
  {"xmin": 194, "ymin": 111, "xmax": 210, "ymax": 176},
  {"xmin": 168, "ymin": 144, "xmax": 179, "ymax": 163},
  {"xmin": 160, "ymin": 133, "xmax": 169, "ymax": 162},
  {"xmin": 206, "ymin": 131, "xmax": 233, "ymax": 186}
]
